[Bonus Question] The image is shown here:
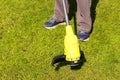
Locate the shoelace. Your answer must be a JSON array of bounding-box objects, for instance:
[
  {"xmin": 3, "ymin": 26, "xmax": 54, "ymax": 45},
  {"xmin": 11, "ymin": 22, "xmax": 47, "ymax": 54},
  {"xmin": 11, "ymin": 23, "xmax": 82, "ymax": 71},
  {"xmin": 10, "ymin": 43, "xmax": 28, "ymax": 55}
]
[
  {"xmin": 79, "ymin": 31, "xmax": 85, "ymax": 34},
  {"xmin": 79, "ymin": 31, "xmax": 89, "ymax": 35},
  {"xmin": 49, "ymin": 18, "xmax": 56, "ymax": 23}
]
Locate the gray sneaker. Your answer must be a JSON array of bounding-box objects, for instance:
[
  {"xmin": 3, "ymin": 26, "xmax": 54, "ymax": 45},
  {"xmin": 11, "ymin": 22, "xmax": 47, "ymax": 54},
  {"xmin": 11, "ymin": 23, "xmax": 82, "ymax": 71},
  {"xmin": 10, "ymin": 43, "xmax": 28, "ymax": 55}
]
[
  {"xmin": 43, "ymin": 18, "xmax": 65, "ymax": 29},
  {"xmin": 78, "ymin": 31, "xmax": 90, "ymax": 41}
]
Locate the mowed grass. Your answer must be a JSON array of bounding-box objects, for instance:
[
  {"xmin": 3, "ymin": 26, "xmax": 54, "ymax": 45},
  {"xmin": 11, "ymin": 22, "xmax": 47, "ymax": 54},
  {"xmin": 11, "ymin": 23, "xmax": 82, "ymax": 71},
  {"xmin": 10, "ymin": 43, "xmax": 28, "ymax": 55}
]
[{"xmin": 0, "ymin": 0, "xmax": 120, "ymax": 80}]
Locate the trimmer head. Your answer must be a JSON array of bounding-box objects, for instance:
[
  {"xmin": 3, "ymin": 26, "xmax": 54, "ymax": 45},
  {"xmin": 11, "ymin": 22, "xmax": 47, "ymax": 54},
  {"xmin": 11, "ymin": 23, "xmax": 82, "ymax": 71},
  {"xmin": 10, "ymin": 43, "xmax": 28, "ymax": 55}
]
[{"xmin": 52, "ymin": 54, "xmax": 81, "ymax": 66}]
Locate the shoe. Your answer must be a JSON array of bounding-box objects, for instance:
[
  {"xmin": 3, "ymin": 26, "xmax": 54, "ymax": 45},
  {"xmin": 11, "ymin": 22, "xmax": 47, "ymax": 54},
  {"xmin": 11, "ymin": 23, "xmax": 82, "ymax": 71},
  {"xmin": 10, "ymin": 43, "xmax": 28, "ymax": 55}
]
[
  {"xmin": 43, "ymin": 18, "xmax": 65, "ymax": 29},
  {"xmin": 78, "ymin": 31, "xmax": 90, "ymax": 41}
]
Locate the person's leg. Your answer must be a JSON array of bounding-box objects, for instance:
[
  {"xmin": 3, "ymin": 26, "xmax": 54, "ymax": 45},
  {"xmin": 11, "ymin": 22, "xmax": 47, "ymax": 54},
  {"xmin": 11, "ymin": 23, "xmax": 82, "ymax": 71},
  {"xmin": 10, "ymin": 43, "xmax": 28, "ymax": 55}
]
[
  {"xmin": 44, "ymin": 0, "xmax": 69, "ymax": 28},
  {"xmin": 76, "ymin": 0, "xmax": 92, "ymax": 41},
  {"xmin": 53, "ymin": 0, "xmax": 69, "ymax": 22},
  {"xmin": 76, "ymin": 0, "xmax": 92, "ymax": 32}
]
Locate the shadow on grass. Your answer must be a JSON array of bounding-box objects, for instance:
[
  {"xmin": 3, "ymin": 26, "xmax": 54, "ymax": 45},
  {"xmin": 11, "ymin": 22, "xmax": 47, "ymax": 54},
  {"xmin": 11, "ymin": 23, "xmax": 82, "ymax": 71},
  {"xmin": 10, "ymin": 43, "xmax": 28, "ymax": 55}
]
[
  {"xmin": 68, "ymin": 0, "xmax": 99, "ymax": 34},
  {"xmin": 90, "ymin": 0, "xmax": 99, "ymax": 33},
  {"xmin": 54, "ymin": 51, "xmax": 86, "ymax": 71}
]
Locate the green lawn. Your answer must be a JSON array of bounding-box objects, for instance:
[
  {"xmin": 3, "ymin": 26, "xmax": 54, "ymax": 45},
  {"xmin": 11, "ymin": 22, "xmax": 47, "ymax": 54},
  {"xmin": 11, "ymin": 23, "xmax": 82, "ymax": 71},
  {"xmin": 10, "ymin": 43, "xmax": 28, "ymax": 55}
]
[{"xmin": 0, "ymin": 0, "xmax": 120, "ymax": 80}]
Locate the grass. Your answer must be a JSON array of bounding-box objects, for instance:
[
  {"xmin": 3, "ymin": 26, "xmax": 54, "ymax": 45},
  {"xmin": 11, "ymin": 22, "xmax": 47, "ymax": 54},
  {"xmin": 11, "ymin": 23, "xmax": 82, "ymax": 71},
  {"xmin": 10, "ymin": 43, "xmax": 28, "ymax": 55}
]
[{"xmin": 0, "ymin": 0, "xmax": 120, "ymax": 80}]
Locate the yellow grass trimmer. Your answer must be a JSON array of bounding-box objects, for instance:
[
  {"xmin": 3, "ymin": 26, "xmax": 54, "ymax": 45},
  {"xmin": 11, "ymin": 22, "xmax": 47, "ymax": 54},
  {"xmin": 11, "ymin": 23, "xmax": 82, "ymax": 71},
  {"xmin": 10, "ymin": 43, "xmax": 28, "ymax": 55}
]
[{"xmin": 52, "ymin": 0, "xmax": 81, "ymax": 66}]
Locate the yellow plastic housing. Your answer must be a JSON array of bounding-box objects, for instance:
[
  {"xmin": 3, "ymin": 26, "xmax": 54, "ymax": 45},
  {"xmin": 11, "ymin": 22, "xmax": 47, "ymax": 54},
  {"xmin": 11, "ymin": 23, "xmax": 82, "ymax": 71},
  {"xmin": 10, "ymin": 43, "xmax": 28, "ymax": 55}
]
[{"xmin": 64, "ymin": 25, "xmax": 80, "ymax": 61}]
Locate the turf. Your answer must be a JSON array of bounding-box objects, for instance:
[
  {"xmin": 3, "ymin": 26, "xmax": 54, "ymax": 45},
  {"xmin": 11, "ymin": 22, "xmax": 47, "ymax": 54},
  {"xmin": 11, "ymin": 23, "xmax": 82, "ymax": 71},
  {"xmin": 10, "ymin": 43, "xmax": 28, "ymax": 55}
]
[{"xmin": 0, "ymin": 0, "xmax": 120, "ymax": 80}]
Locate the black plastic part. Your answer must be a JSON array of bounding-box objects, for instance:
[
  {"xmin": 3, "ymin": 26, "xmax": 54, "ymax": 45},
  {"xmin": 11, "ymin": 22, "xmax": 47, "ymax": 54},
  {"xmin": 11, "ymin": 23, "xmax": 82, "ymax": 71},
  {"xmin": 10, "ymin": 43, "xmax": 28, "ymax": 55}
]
[
  {"xmin": 51, "ymin": 54, "xmax": 66, "ymax": 66},
  {"xmin": 67, "ymin": 60, "xmax": 80, "ymax": 66},
  {"xmin": 52, "ymin": 54, "xmax": 81, "ymax": 67}
]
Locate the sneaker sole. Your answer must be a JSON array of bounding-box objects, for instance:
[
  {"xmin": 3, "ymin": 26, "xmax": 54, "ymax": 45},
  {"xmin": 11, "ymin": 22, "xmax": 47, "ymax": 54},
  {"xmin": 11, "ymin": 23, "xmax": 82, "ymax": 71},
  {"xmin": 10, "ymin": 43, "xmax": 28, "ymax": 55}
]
[
  {"xmin": 44, "ymin": 22, "xmax": 66, "ymax": 29},
  {"xmin": 79, "ymin": 38, "xmax": 89, "ymax": 42}
]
